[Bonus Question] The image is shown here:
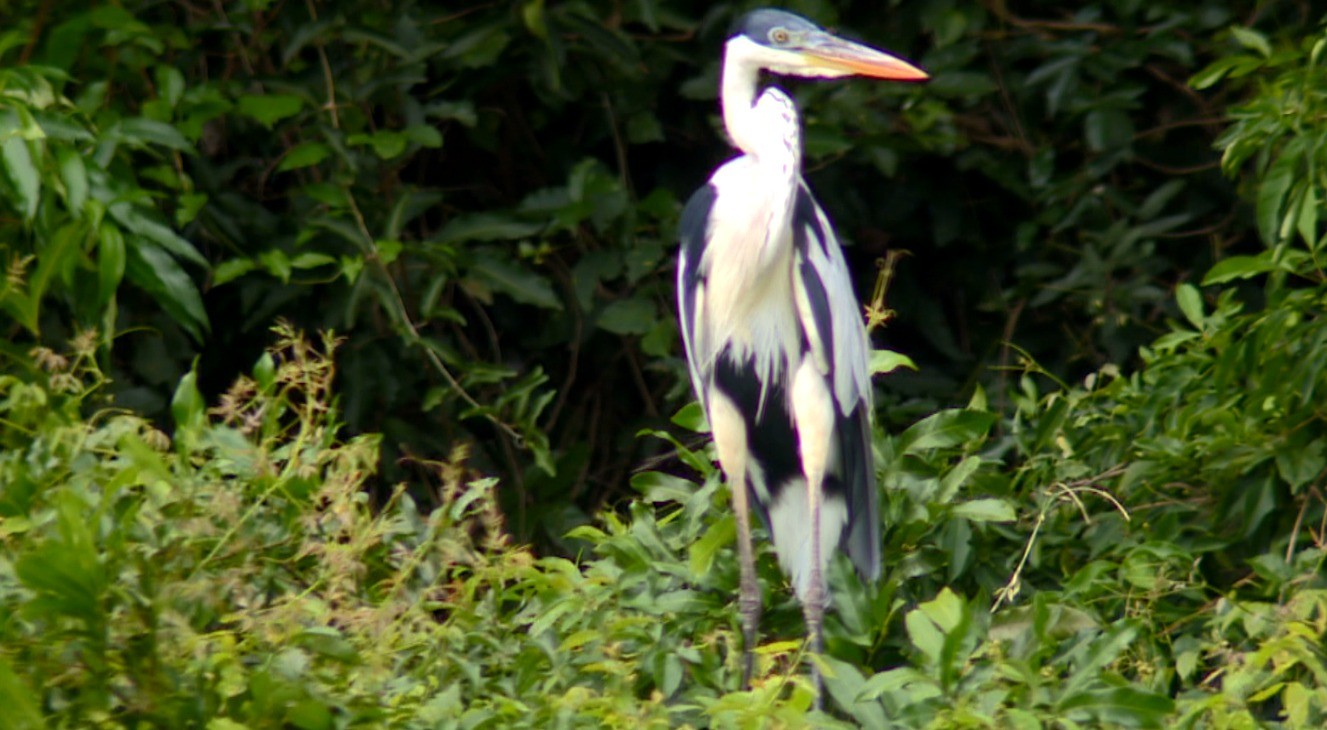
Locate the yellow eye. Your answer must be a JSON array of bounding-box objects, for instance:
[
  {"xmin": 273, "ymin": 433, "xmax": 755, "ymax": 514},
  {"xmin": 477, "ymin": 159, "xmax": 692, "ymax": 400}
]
[{"xmin": 770, "ymin": 28, "xmax": 791, "ymax": 44}]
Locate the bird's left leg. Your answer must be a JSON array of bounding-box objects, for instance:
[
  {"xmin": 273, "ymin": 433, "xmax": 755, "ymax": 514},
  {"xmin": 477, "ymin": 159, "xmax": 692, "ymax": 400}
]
[
  {"xmin": 707, "ymin": 391, "xmax": 761, "ymax": 688},
  {"xmin": 791, "ymin": 360, "xmax": 836, "ymax": 708}
]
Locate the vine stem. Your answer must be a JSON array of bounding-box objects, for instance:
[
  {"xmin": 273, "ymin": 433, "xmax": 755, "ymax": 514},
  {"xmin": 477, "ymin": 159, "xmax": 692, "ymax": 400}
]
[{"xmin": 344, "ymin": 195, "xmax": 526, "ymax": 447}]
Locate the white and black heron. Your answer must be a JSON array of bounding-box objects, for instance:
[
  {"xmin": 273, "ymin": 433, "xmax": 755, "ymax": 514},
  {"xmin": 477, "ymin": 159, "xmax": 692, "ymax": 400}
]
[{"xmin": 676, "ymin": 8, "xmax": 926, "ymax": 699}]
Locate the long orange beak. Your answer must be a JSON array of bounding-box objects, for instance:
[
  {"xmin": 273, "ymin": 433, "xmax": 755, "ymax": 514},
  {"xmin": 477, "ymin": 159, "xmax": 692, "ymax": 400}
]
[{"xmin": 802, "ymin": 31, "xmax": 929, "ymax": 81}]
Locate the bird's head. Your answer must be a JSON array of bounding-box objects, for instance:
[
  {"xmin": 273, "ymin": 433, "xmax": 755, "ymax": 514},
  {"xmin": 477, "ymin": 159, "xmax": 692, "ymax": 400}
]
[{"xmin": 726, "ymin": 9, "xmax": 927, "ymax": 82}]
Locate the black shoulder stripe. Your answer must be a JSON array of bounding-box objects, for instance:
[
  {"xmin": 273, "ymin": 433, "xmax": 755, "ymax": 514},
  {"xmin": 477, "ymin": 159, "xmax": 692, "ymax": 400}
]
[
  {"xmin": 796, "ymin": 253, "xmax": 835, "ymax": 374},
  {"xmin": 678, "ymin": 183, "xmax": 717, "ymax": 360},
  {"xmin": 679, "ymin": 183, "xmax": 718, "ymax": 286},
  {"xmin": 794, "ymin": 184, "xmax": 830, "ymax": 256}
]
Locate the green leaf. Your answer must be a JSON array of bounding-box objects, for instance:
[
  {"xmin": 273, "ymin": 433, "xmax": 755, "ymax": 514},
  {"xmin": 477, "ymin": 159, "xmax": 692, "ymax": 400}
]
[
  {"xmin": 442, "ymin": 25, "xmax": 510, "ymax": 68},
  {"xmin": 906, "ymin": 587, "xmax": 972, "ymax": 681},
  {"xmin": 258, "ymin": 249, "xmax": 292, "ymax": 283},
  {"xmin": 404, "ymin": 125, "xmax": 443, "ymax": 148},
  {"xmin": 859, "ymin": 667, "xmax": 939, "ymax": 702},
  {"xmin": 438, "ymin": 213, "xmax": 541, "ymax": 243},
  {"xmin": 466, "ymin": 249, "xmax": 561, "ymax": 310},
  {"xmin": 2, "ymin": 136, "xmax": 40, "ymax": 220},
  {"xmin": 1061, "ymin": 623, "xmax": 1138, "ymax": 698},
  {"xmin": 347, "ymin": 130, "xmax": 408, "ymax": 159},
  {"xmin": 951, "ymin": 498, "xmax": 1016, "ymax": 523},
  {"xmin": 688, "ymin": 514, "xmax": 734, "ymax": 578},
  {"xmin": 213, "ymin": 258, "xmax": 258, "ymax": 286},
  {"xmin": 626, "ymin": 112, "xmax": 663, "ymax": 143},
  {"xmin": 116, "ymin": 117, "xmax": 191, "ymax": 150},
  {"xmin": 905, "ymin": 608, "xmax": 944, "ymax": 663},
  {"xmin": 1257, "ymin": 151, "xmax": 1297, "ymax": 245},
  {"xmin": 125, "ymin": 242, "xmax": 210, "ymax": 340},
  {"xmin": 1084, "ymin": 108, "xmax": 1133, "ymax": 153},
  {"xmin": 287, "ymin": 697, "xmax": 332, "ymax": 730},
  {"xmin": 918, "ymin": 587, "xmax": 967, "ymax": 633},
  {"xmin": 938, "ymin": 456, "xmax": 981, "ymax": 503},
  {"xmin": 237, "ymin": 93, "xmax": 304, "ymax": 129},
  {"xmin": 630, "ymin": 471, "xmax": 696, "ymax": 502},
  {"xmin": 27, "ymin": 221, "xmax": 82, "ymax": 306},
  {"xmin": 57, "ymin": 145, "xmax": 87, "ymax": 214},
  {"xmin": 172, "ymin": 359, "xmax": 205, "ymax": 431},
  {"xmin": 898, "ymin": 409, "xmax": 996, "ymax": 454},
  {"xmin": 375, "ymin": 239, "xmax": 403, "ymax": 265},
  {"xmin": 870, "ymin": 349, "xmax": 917, "ymax": 375},
  {"xmin": 1202, "ymin": 253, "xmax": 1280, "ymax": 285},
  {"xmin": 1059, "ymin": 687, "xmax": 1175, "ymax": 726},
  {"xmin": 1296, "ymin": 184, "xmax": 1318, "ymax": 249},
  {"xmin": 1229, "ymin": 25, "xmax": 1271, "ymax": 57},
  {"xmin": 1276, "ymin": 437, "xmax": 1325, "ymax": 491},
  {"xmin": 176, "ymin": 192, "xmax": 208, "ymax": 226},
  {"xmin": 98, "ymin": 222, "xmax": 126, "ymax": 309},
  {"xmin": 1175, "ymin": 283, "xmax": 1204, "ymax": 329},
  {"xmin": 278, "ymin": 141, "xmax": 331, "ymax": 171},
  {"xmin": 16, "ymin": 496, "xmax": 106, "ymax": 623},
  {"xmin": 0, "ymin": 658, "xmax": 45, "ymax": 730},
  {"xmin": 289, "ymin": 252, "xmax": 335, "ymax": 270},
  {"xmin": 522, "ymin": 0, "xmax": 548, "ymax": 39},
  {"xmin": 156, "ymin": 64, "xmax": 185, "ymax": 106},
  {"xmin": 297, "ymin": 627, "xmax": 359, "ymax": 663},
  {"xmin": 1189, "ymin": 55, "xmax": 1259, "ymax": 90},
  {"xmin": 818, "ymin": 656, "xmax": 887, "ymax": 728},
  {"xmin": 109, "ymin": 203, "xmax": 208, "ymax": 268},
  {"xmin": 598, "ymin": 297, "xmax": 655, "ymax": 335},
  {"xmin": 670, "ymin": 402, "xmax": 709, "ymax": 433}
]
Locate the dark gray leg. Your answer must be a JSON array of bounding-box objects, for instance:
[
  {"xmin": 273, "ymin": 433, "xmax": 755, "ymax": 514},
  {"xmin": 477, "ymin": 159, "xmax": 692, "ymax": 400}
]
[
  {"xmin": 804, "ymin": 482, "xmax": 826, "ymax": 709},
  {"xmin": 733, "ymin": 483, "xmax": 761, "ymax": 687},
  {"xmin": 707, "ymin": 393, "xmax": 761, "ymax": 689}
]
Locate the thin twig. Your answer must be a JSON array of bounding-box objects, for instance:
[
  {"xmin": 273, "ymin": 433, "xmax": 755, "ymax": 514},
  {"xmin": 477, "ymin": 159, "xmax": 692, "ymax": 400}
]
[
  {"xmin": 993, "ymin": 464, "xmax": 1129, "ymax": 611},
  {"xmin": 18, "ymin": 0, "xmax": 51, "ymax": 64},
  {"xmin": 305, "ymin": 0, "xmax": 340, "ymax": 129},
  {"xmin": 601, "ymin": 93, "xmax": 634, "ymax": 197},
  {"xmin": 343, "ymin": 195, "xmax": 525, "ymax": 447}
]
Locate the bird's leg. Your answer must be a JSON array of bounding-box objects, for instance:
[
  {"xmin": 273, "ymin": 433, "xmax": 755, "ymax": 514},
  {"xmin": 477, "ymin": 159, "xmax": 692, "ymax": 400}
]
[
  {"xmin": 804, "ymin": 474, "xmax": 827, "ymax": 707},
  {"xmin": 707, "ymin": 393, "xmax": 761, "ymax": 689},
  {"xmin": 791, "ymin": 360, "xmax": 835, "ymax": 710},
  {"xmin": 731, "ymin": 470, "xmax": 762, "ymax": 688}
]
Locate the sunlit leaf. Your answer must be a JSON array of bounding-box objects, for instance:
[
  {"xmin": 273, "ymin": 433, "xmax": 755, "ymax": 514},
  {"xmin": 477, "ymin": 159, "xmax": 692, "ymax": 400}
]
[
  {"xmin": 951, "ymin": 498, "xmax": 1016, "ymax": 523},
  {"xmin": 1175, "ymin": 283, "xmax": 1204, "ymax": 329},
  {"xmin": 237, "ymin": 93, "xmax": 304, "ymax": 129},
  {"xmin": 898, "ymin": 409, "xmax": 996, "ymax": 454},
  {"xmin": 870, "ymin": 349, "xmax": 917, "ymax": 375},
  {"xmin": 278, "ymin": 141, "xmax": 331, "ymax": 171},
  {"xmin": 2, "ymin": 136, "xmax": 39, "ymax": 220},
  {"xmin": 0, "ymin": 659, "xmax": 44, "ymax": 730}
]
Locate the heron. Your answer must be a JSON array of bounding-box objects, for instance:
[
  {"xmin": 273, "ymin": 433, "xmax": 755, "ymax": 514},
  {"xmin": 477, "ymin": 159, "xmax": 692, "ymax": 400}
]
[{"xmin": 675, "ymin": 8, "xmax": 926, "ymax": 700}]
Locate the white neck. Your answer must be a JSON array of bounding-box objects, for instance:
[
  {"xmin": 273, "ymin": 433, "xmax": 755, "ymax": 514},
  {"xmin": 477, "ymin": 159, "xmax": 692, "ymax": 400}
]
[{"xmin": 720, "ymin": 38, "xmax": 767, "ymax": 156}]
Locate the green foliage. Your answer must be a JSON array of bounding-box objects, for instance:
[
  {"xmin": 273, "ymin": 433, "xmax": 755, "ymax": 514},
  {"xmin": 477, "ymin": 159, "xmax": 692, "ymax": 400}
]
[
  {"xmin": 0, "ymin": 61, "xmax": 208, "ymax": 341},
  {"xmin": 1, "ymin": 327, "xmax": 739, "ymax": 727},
  {"xmin": 0, "ymin": 0, "xmax": 1297, "ymax": 538}
]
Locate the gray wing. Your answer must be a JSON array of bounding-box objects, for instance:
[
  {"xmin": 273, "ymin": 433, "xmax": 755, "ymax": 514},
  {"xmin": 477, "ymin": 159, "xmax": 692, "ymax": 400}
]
[
  {"xmin": 677, "ymin": 183, "xmax": 718, "ymax": 406},
  {"xmin": 790, "ymin": 182, "xmax": 880, "ymax": 582}
]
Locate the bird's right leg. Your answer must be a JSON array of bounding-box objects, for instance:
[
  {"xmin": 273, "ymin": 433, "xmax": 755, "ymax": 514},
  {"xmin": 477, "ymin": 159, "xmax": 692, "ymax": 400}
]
[
  {"xmin": 791, "ymin": 359, "xmax": 835, "ymax": 708},
  {"xmin": 731, "ymin": 465, "xmax": 761, "ymax": 687},
  {"xmin": 707, "ymin": 391, "xmax": 761, "ymax": 688}
]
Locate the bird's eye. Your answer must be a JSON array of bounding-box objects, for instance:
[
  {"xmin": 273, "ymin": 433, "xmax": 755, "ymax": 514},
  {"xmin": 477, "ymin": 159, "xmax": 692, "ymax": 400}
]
[{"xmin": 770, "ymin": 28, "xmax": 791, "ymax": 45}]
